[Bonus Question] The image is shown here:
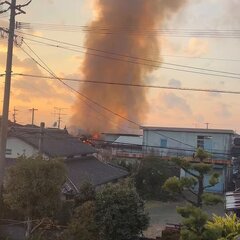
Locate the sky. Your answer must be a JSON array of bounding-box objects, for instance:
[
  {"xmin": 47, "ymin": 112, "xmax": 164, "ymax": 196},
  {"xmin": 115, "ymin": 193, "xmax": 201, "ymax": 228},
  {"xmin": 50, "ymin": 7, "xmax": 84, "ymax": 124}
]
[{"xmin": 0, "ymin": 0, "xmax": 240, "ymax": 132}]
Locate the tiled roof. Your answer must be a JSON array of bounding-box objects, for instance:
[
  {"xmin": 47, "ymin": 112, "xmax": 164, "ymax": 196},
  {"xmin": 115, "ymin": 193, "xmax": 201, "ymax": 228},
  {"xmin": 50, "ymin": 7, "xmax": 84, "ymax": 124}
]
[
  {"xmin": 8, "ymin": 127, "xmax": 96, "ymax": 157},
  {"xmin": 6, "ymin": 157, "xmax": 129, "ymax": 194},
  {"xmin": 65, "ymin": 156, "xmax": 129, "ymax": 188}
]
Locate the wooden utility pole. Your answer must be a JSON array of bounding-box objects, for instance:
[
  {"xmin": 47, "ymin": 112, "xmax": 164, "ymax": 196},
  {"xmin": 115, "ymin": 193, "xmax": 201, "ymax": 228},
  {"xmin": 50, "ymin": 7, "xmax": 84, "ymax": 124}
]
[
  {"xmin": 0, "ymin": 0, "xmax": 17, "ymax": 188},
  {"xmin": 29, "ymin": 108, "xmax": 38, "ymax": 126},
  {"xmin": 54, "ymin": 107, "xmax": 67, "ymax": 129},
  {"xmin": 0, "ymin": 0, "xmax": 32, "ymax": 187}
]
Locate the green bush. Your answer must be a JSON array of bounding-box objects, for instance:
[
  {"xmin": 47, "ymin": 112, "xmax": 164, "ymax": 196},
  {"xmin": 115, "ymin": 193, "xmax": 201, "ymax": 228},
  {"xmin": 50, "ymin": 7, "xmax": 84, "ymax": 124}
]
[{"xmin": 135, "ymin": 157, "xmax": 179, "ymax": 201}]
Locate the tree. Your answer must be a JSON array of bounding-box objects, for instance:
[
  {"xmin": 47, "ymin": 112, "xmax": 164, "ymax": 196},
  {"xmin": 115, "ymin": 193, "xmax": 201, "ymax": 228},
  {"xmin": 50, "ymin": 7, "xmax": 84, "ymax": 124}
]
[
  {"xmin": 3, "ymin": 156, "xmax": 66, "ymax": 239},
  {"xmin": 163, "ymin": 148, "xmax": 222, "ymax": 208},
  {"xmin": 177, "ymin": 204, "xmax": 209, "ymax": 240},
  {"xmin": 135, "ymin": 157, "xmax": 179, "ymax": 201},
  {"xmin": 74, "ymin": 181, "xmax": 96, "ymax": 207},
  {"xmin": 67, "ymin": 201, "xmax": 99, "ymax": 240},
  {"xmin": 95, "ymin": 181, "xmax": 149, "ymax": 240},
  {"xmin": 163, "ymin": 149, "xmax": 222, "ymax": 240},
  {"xmin": 67, "ymin": 180, "xmax": 149, "ymax": 240}
]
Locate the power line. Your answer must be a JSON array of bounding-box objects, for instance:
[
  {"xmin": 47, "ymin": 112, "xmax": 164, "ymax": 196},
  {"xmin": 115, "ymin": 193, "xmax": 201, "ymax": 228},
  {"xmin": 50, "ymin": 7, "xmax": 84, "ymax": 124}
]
[
  {"xmin": 16, "ymin": 22, "xmax": 240, "ymax": 39},
  {"xmin": 13, "ymin": 73, "xmax": 240, "ymax": 95},
  {"xmin": 20, "ymin": 40, "xmax": 139, "ymax": 126},
  {"xmin": 13, "ymin": 31, "xmax": 240, "ymax": 79},
  {"xmin": 19, "ymin": 41, "xmax": 137, "ymax": 132},
  {"xmin": 41, "ymin": 131, "xmax": 230, "ymax": 157},
  {"xmin": 19, "ymin": 38, "xmax": 240, "ymax": 80},
  {"xmin": 161, "ymin": 54, "xmax": 240, "ymax": 63},
  {"xmin": 19, "ymin": 41, "xmax": 198, "ymax": 149}
]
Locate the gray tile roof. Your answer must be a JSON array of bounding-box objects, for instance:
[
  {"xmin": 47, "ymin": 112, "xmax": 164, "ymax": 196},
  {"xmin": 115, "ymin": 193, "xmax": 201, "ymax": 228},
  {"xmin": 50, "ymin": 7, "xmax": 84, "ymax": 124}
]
[
  {"xmin": 6, "ymin": 157, "xmax": 128, "ymax": 192},
  {"xmin": 65, "ymin": 156, "xmax": 129, "ymax": 188},
  {"xmin": 8, "ymin": 127, "xmax": 96, "ymax": 157}
]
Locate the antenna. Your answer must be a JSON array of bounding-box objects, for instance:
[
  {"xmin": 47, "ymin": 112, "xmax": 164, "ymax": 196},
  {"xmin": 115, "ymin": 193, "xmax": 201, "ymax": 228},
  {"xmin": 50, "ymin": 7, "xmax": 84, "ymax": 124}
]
[
  {"xmin": 12, "ymin": 106, "xmax": 18, "ymax": 124},
  {"xmin": 205, "ymin": 122, "xmax": 210, "ymax": 129},
  {"xmin": 54, "ymin": 107, "xmax": 67, "ymax": 129}
]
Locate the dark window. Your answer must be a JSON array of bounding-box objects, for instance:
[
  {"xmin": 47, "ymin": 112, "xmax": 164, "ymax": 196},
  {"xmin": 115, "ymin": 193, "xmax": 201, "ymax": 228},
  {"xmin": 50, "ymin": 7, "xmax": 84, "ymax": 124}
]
[
  {"xmin": 160, "ymin": 139, "xmax": 167, "ymax": 148},
  {"xmin": 197, "ymin": 136, "xmax": 212, "ymax": 150},
  {"xmin": 5, "ymin": 149, "xmax": 12, "ymax": 155},
  {"xmin": 197, "ymin": 136, "xmax": 204, "ymax": 149}
]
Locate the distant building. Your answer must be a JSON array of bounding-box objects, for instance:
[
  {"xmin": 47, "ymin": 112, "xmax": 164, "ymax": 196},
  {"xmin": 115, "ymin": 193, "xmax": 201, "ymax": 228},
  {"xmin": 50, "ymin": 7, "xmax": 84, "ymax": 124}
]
[
  {"xmin": 141, "ymin": 126, "xmax": 235, "ymax": 193},
  {"xmin": 99, "ymin": 133, "xmax": 143, "ymax": 159}
]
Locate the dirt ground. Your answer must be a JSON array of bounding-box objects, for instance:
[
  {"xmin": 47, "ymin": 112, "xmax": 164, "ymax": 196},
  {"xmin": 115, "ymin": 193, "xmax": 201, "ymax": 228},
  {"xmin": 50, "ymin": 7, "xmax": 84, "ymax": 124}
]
[{"xmin": 144, "ymin": 200, "xmax": 225, "ymax": 238}]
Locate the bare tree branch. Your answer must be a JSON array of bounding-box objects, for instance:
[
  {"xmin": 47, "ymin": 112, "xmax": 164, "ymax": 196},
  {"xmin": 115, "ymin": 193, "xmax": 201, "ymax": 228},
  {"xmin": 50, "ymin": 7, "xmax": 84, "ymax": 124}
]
[
  {"xmin": 0, "ymin": 6, "xmax": 10, "ymax": 14},
  {"xmin": 16, "ymin": 0, "xmax": 32, "ymax": 8},
  {"xmin": 0, "ymin": 1, "xmax": 8, "ymax": 6},
  {"xmin": 30, "ymin": 218, "xmax": 45, "ymax": 234}
]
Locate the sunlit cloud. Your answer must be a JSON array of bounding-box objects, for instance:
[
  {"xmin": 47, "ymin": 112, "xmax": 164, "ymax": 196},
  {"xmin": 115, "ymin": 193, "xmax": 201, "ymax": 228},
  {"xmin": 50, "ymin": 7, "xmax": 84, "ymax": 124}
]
[{"xmin": 183, "ymin": 38, "xmax": 209, "ymax": 57}]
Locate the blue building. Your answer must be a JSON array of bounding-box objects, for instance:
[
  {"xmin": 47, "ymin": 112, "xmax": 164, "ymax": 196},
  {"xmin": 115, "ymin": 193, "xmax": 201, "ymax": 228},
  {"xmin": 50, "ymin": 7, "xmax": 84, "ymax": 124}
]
[{"xmin": 141, "ymin": 127, "xmax": 235, "ymax": 193}]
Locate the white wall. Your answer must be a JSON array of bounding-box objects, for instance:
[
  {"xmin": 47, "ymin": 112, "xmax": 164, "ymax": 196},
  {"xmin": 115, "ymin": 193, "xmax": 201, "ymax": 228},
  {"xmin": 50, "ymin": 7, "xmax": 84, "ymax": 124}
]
[{"xmin": 6, "ymin": 137, "xmax": 38, "ymax": 159}]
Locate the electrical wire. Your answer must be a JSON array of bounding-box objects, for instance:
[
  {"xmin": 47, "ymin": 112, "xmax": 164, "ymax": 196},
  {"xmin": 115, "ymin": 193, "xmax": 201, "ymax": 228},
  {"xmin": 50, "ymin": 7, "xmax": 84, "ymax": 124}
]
[
  {"xmin": 16, "ymin": 22, "xmax": 240, "ymax": 39},
  {"xmin": 161, "ymin": 54, "xmax": 240, "ymax": 63},
  {"xmin": 20, "ymin": 39, "xmax": 240, "ymax": 80},
  {"xmin": 14, "ymin": 31, "xmax": 240, "ymax": 79},
  {"xmin": 20, "ymin": 41, "xmax": 138, "ymax": 132},
  {"xmin": 19, "ymin": 41, "xmax": 199, "ymax": 149},
  {"xmin": 13, "ymin": 73, "xmax": 240, "ymax": 95},
  {"xmin": 41, "ymin": 131, "xmax": 231, "ymax": 157}
]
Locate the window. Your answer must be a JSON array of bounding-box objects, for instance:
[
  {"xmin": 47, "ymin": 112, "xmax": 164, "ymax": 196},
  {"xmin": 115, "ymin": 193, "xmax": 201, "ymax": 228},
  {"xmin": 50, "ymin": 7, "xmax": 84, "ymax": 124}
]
[
  {"xmin": 160, "ymin": 139, "xmax": 167, "ymax": 148},
  {"xmin": 197, "ymin": 136, "xmax": 212, "ymax": 150},
  {"xmin": 5, "ymin": 149, "xmax": 12, "ymax": 155},
  {"xmin": 197, "ymin": 136, "xmax": 204, "ymax": 149}
]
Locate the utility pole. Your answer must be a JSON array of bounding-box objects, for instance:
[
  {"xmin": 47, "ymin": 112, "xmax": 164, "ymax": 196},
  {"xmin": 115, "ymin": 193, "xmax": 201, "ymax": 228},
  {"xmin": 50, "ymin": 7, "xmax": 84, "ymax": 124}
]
[
  {"xmin": 0, "ymin": 0, "xmax": 17, "ymax": 188},
  {"xmin": 205, "ymin": 123, "xmax": 210, "ymax": 129},
  {"xmin": 38, "ymin": 122, "xmax": 45, "ymax": 156},
  {"xmin": 0, "ymin": 0, "xmax": 32, "ymax": 188},
  {"xmin": 54, "ymin": 107, "xmax": 67, "ymax": 129},
  {"xmin": 12, "ymin": 106, "xmax": 18, "ymax": 124},
  {"xmin": 29, "ymin": 108, "xmax": 38, "ymax": 126}
]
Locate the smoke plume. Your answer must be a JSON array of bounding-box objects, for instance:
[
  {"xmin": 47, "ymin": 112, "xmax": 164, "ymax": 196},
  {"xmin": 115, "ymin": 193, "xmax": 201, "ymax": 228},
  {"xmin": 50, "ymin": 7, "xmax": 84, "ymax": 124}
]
[{"xmin": 71, "ymin": 0, "xmax": 187, "ymax": 133}]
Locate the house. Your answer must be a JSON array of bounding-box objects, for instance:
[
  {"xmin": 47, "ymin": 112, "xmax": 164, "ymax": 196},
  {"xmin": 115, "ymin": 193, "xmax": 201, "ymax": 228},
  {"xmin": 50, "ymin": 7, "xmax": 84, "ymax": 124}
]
[
  {"xmin": 141, "ymin": 126, "xmax": 235, "ymax": 193},
  {"xmin": 98, "ymin": 133, "xmax": 143, "ymax": 159},
  {"xmin": 4, "ymin": 124, "xmax": 128, "ymax": 195},
  {"xmin": 62, "ymin": 156, "xmax": 128, "ymax": 196},
  {"xmin": 6, "ymin": 125, "xmax": 96, "ymax": 159}
]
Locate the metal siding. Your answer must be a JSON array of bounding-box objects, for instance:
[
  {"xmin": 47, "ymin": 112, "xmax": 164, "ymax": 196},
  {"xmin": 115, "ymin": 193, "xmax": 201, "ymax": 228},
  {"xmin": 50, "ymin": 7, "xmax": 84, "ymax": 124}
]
[{"xmin": 144, "ymin": 130, "xmax": 232, "ymax": 160}]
